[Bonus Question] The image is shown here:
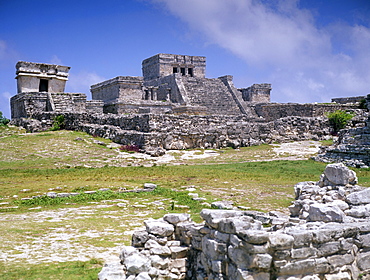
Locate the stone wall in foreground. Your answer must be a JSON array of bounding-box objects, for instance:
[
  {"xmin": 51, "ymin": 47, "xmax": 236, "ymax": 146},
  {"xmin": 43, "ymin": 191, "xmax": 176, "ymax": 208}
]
[{"xmin": 98, "ymin": 163, "xmax": 370, "ymax": 280}]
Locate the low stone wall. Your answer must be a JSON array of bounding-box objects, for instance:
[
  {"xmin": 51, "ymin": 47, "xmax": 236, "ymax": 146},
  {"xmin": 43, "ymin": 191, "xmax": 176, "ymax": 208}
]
[
  {"xmin": 332, "ymin": 96, "xmax": 366, "ymax": 104},
  {"xmin": 98, "ymin": 164, "xmax": 370, "ymax": 280},
  {"xmin": 253, "ymin": 103, "xmax": 358, "ymax": 122},
  {"xmin": 11, "ymin": 112, "xmax": 333, "ymax": 150}
]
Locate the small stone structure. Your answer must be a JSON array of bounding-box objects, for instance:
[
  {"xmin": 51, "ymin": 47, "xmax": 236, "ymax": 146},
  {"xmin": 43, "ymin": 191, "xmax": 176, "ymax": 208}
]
[
  {"xmin": 142, "ymin": 54, "xmax": 206, "ymax": 81},
  {"xmin": 98, "ymin": 163, "xmax": 370, "ymax": 280},
  {"xmin": 316, "ymin": 95, "xmax": 370, "ymax": 168},
  {"xmin": 11, "ymin": 61, "xmax": 103, "ymax": 119},
  {"xmin": 239, "ymin": 83, "xmax": 271, "ymax": 103},
  {"xmin": 15, "ymin": 61, "xmax": 70, "ymax": 94},
  {"xmin": 332, "ymin": 96, "xmax": 366, "ymax": 105}
]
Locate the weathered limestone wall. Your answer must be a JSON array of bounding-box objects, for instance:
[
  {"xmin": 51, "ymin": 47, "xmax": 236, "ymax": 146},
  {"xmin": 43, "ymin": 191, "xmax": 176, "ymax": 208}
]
[
  {"xmin": 16, "ymin": 61, "xmax": 70, "ymax": 94},
  {"xmin": 332, "ymin": 96, "xmax": 366, "ymax": 104},
  {"xmin": 253, "ymin": 103, "xmax": 358, "ymax": 121},
  {"xmin": 10, "ymin": 92, "xmax": 88, "ymax": 118},
  {"xmin": 142, "ymin": 54, "xmax": 206, "ymax": 81},
  {"xmin": 11, "ymin": 112, "xmax": 332, "ymax": 149},
  {"xmin": 86, "ymin": 100, "xmax": 104, "ymax": 114},
  {"xmin": 239, "ymin": 83, "xmax": 271, "ymax": 103},
  {"xmin": 91, "ymin": 76, "xmax": 144, "ymax": 104},
  {"xmin": 315, "ymin": 119, "xmax": 370, "ymax": 168},
  {"xmin": 98, "ymin": 164, "xmax": 370, "ymax": 280},
  {"xmin": 144, "ymin": 74, "xmax": 186, "ymax": 104},
  {"xmin": 315, "ymin": 95, "xmax": 370, "ymax": 168},
  {"xmin": 144, "ymin": 114, "xmax": 330, "ymax": 150}
]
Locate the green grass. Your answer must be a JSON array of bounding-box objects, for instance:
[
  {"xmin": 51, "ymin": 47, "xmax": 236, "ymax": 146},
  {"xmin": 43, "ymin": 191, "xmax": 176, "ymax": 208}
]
[
  {"xmin": 1, "ymin": 127, "xmax": 369, "ymax": 279},
  {"xmin": 0, "ymin": 259, "xmax": 102, "ymax": 280}
]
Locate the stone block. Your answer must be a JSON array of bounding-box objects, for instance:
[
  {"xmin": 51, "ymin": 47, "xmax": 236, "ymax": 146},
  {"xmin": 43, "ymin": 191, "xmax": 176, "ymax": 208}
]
[
  {"xmin": 163, "ymin": 213, "xmax": 191, "ymax": 225},
  {"xmin": 287, "ymin": 230, "xmax": 313, "ymax": 248},
  {"xmin": 170, "ymin": 258, "xmax": 187, "ymax": 269},
  {"xmin": 144, "ymin": 219, "xmax": 174, "ymax": 237},
  {"xmin": 322, "ymin": 163, "xmax": 357, "ymax": 186},
  {"xmin": 170, "ymin": 246, "xmax": 189, "ymax": 259},
  {"xmin": 317, "ymin": 241, "xmax": 341, "ymax": 257},
  {"xmin": 135, "ymin": 272, "xmax": 151, "ymax": 280},
  {"xmin": 120, "ymin": 246, "xmax": 138, "ymax": 260},
  {"xmin": 344, "ymin": 205, "xmax": 369, "ymax": 218},
  {"xmin": 312, "ymin": 228, "xmax": 339, "ymax": 244},
  {"xmin": 357, "ymin": 252, "xmax": 370, "ymax": 271},
  {"xmin": 123, "ymin": 254, "xmax": 150, "ymax": 275},
  {"xmin": 356, "ymin": 233, "xmax": 370, "ymax": 248},
  {"xmin": 132, "ymin": 230, "xmax": 149, "ymax": 247},
  {"xmin": 200, "ymin": 209, "xmax": 243, "ymax": 229},
  {"xmin": 346, "ymin": 188, "xmax": 370, "ymax": 205},
  {"xmin": 251, "ymin": 254, "xmax": 272, "ymax": 270},
  {"xmin": 308, "ymin": 204, "xmax": 345, "ymax": 222},
  {"xmin": 327, "ymin": 253, "xmax": 354, "ymax": 267},
  {"xmin": 237, "ymin": 230, "xmax": 269, "ymax": 245},
  {"xmin": 202, "ymin": 238, "xmax": 226, "ymax": 260},
  {"xmin": 218, "ymin": 216, "xmax": 259, "ymax": 234},
  {"xmin": 278, "ymin": 259, "xmax": 316, "ymax": 275},
  {"xmin": 97, "ymin": 262, "xmax": 125, "ymax": 280},
  {"xmin": 324, "ymin": 272, "xmax": 351, "ymax": 280},
  {"xmin": 291, "ymin": 247, "xmax": 318, "ymax": 259},
  {"xmin": 314, "ymin": 257, "xmax": 330, "ymax": 274},
  {"xmin": 213, "ymin": 230, "xmax": 230, "ymax": 243},
  {"xmin": 268, "ymin": 233, "xmax": 294, "ymax": 250},
  {"xmin": 273, "ymin": 250, "xmax": 291, "ymax": 260},
  {"xmin": 150, "ymin": 255, "xmax": 169, "ymax": 270}
]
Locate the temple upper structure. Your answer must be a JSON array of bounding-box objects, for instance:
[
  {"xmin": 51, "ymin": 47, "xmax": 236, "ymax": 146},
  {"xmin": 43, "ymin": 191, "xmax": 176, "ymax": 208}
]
[
  {"xmin": 11, "ymin": 53, "xmax": 272, "ymax": 118},
  {"xmin": 16, "ymin": 61, "xmax": 70, "ymax": 94}
]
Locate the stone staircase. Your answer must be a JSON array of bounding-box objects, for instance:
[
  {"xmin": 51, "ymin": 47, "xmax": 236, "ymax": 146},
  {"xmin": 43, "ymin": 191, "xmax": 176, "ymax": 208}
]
[
  {"xmin": 49, "ymin": 93, "xmax": 86, "ymax": 113},
  {"xmin": 182, "ymin": 77, "xmax": 242, "ymax": 115}
]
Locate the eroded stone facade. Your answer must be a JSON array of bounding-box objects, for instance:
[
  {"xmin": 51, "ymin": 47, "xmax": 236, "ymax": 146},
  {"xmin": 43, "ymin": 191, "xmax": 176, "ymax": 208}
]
[
  {"xmin": 9, "ymin": 54, "xmax": 367, "ymax": 153},
  {"xmin": 98, "ymin": 164, "xmax": 370, "ymax": 279},
  {"xmin": 11, "ymin": 61, "xmax": 104, "ymax": 119}
]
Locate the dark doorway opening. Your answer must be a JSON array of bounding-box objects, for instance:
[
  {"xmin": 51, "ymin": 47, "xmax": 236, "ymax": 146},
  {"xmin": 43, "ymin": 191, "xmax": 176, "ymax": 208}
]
[
  {"xmin": 188, "ymin": 68, "xmax": 194, "ymax": 77},
  {"xmin": 180, "ymin": 68, "xmax": 186, "ymax": 76},
  {"xmin": 173, "ymin": 67, "xmax": 178, "ymax": 74},
  {"xmin": 39, "ymin": 79, "xmax": 49, "ymax": 92}
]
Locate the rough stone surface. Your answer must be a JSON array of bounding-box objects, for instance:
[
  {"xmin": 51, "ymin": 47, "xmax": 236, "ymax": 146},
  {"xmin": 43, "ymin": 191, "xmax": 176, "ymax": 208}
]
[{"xmin": 99, "ymin": 164, "xmax": 370, "ymax": 279}]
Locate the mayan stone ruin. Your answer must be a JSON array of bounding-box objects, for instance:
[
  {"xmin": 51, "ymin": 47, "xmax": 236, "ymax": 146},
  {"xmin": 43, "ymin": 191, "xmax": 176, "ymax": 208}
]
[
  {"xmin": 9, "ymin": 53, "xmax": 369, "ymax": 161},
  {"xmin": 98, "ymin": 163, "xmax": 370, "ymax": 280}
]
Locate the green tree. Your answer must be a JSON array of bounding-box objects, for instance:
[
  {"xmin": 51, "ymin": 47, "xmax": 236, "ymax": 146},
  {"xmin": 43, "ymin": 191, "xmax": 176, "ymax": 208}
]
[
  {"xmin": 0, "ymin": 111, "xmax": 9, "ymax": 126},
  {"xmin": 326, "ymin": 110, "xmax": 354, "ymax": 134}
]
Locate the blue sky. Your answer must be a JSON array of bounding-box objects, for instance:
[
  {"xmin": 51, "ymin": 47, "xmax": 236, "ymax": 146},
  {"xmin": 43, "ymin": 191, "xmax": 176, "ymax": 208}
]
[{"xmin": 1, "ymin": 0, "xmax": 369, "ymax": 118}]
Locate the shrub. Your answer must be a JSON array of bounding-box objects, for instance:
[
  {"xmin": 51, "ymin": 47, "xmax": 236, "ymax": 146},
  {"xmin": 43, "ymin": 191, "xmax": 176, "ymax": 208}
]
[
  {"xmin": 359, "ymin": 99, "xmax": 367, "ymax": 109},
  {"xmin": 0, "ymin": 111, "xmax": 9, "ymax": 126},
  {"xmin": 50, "ymin": 115, "xmax": 65, "ymax": 131},
  {"xmin": 326, "ymin": 110, "xmax": 354, "ymax": 134}
]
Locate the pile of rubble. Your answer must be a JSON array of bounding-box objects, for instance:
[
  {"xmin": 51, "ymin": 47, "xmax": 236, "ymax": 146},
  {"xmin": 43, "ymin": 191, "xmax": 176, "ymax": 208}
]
[{"xmin": 98, "ymin": 163, "xmax": 370, "ymax": 279}]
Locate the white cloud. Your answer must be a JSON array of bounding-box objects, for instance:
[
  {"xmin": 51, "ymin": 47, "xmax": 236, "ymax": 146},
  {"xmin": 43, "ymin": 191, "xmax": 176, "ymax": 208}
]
[
  {"xmin": 0, "ymin": 40, "xmax": 18, "ymax": 62},
  {"xmin": 2, "ymin": 91, "xmax": 11, "ymax": 100},
  {"xmin": 49, "ymin": 55, "xmax": 63, "ymax": 65},
  {"xmin": 153, "ymin": 0, "xmax": 370, "ymax": 102},
  {"xmin": 66, "ymin": 71, "xmax": 106, "ymax": 98}
]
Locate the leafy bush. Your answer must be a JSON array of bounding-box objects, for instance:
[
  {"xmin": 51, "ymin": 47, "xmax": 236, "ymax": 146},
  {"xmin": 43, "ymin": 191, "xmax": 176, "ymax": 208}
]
[
  {"xmin": 0, "ymin": 111, "xmax": 9, "ymax": 126},
  {"xmin": 359, "ymin": 99, "xmax": 367, "ymax": 109},
  {"xmin": 326, "ymin": 110, "xmax": 354, "ymax": 134},
  {"xmin": 50, "ymin": 115, "xmax": 65, "ymax": 131}
]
